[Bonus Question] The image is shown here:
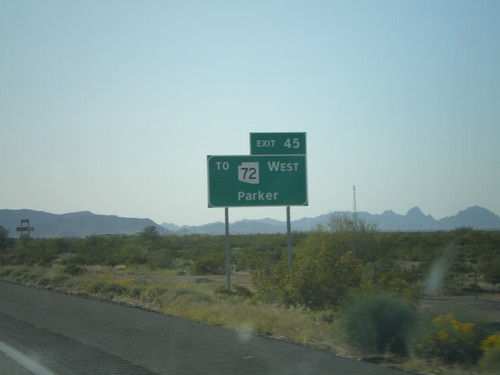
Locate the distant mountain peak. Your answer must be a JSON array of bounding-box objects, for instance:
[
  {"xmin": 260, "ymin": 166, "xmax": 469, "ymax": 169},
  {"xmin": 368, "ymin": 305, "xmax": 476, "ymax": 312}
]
[
  {"xmin": 161, "ymin": 222, "xmax": 181, "ymax": 231},
  {"xmin": 460, "ymin": 205, "xmax": 491, "ymax": 214},
  {"xmin": 448, "ymin": 206, "xmax": 500, "ymax": 228},
  {"xmin": 382, "ymin": 210, "xmax": 396, "ymax": 215},
  {"xmin": 406, "ymin": 207, "xmax": 425, "ymax": 216},
  {"xmin": 62, "ymin": 211, "xmax": 94, "ymax": 217}
]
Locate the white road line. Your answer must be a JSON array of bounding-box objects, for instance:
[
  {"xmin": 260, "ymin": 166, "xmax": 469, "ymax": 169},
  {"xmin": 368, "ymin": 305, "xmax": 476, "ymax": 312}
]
[{"xmin": 0, "ymin": 341, "xmax": 57, "ymax": 375}]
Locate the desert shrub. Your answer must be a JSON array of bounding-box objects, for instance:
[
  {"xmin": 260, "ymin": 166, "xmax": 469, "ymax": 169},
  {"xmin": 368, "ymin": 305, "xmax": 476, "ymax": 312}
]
[
  {"xmin": 252, "ymin": 245, "xmax": 363, "ymax": 310},
  {"xmin": 361, "ymin": 259, "xmax": 422, "ymax": 303},
  {"xmin": 325, "ymin": 214, "xmax": 380, "ymax": 262},
  {"xmin": 480, "ymin": 257, "xmax": 500, "ymax": 285},
  {"xmin": 0, "ymin": 226, "xmax": 8, "ymax": 249},
  {"xmin": 11, "ymin": 267, "xmax": 31, "ymax": 281},
  {"xmin": 415, "ymin": 313, "xmax": 481, "ymax": 364},
  {"xmin": 51, "ymin": 275, "xmax": 70, "ymax": 287},
  {"xmin": 289, "ymin": 250, "xmax": 362, "ymax": 310},
  {"xmin": 0, "ymin": 267, "xmax": 14, "ymax": 277},
  {"xmin": 140, "ymin": 285, "xmax": 170, "ymax": 303},
  {"xmin": 235, "ymin": 246, "xmax": 280, "ymax": 271},
  {"xmin": 481, "ymin": 333, "xmax": 500, "ymax": 351},
  {"xmin": 36, "ymin": 277, "xmax": 52, "ymax": 287},
  {"xmin": 63, "ymin": 263, "xmax": 86, "ymax": 276},
  {"xmin": 338, "ymin": 290, "xmax": 416, "ymax": 356},
  {"xmin": 88, "ymin": 280, "xmax": 106, "ymax": 294},
  {"xmin": 232, "ymin": 285, "xmax": 254, "ymax": 298},
  {"xmin": 251, "ymin": 252, "xmax": 292, "ymax": 305},
  {"xmin": 0, "ymin": 253, "xmax": 6, "ymax": 266},
  {"xmin": 139, "ymin": 225, "xmax": 160, "ymax": 242},
  {"xmin": 147, "ymin": 251, "xmax": 175, "ymax": 269},
  {"xmin": 102, "ymin": 282, "xmax": 129, "ymax": 296},
  {"xmin": 252, "ymin": 216, "xmax": 375, "ymax": 310},
  {"xmin": 114, "ymin": 244, "xmax": 147, "ymax": 265},
  {"xmin": 129, "ymin": 286, "xmax": 143, "ymax": 299},
  {"xmin": 10, "ymin": 238, "xmax": 36, "ymax": 265},
  {"xmin": 214, "ymin": 285, "xmax": 253, "ymax": 299},
  {"xmin": 479, "ymin": 332, "xmax": 500, "ymax": 373},
  {"xmin": 190, "ymin": 252, "xmax": 225, "ymax": 275},
  {"xmin": 168, "ymin": 288, "xmax": 214, "ymax": 304}
]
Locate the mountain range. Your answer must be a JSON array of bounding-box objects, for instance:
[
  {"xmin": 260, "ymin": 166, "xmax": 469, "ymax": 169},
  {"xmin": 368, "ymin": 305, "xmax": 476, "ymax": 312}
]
[
  {"xmin": 164, "ymin": 206, "xmax": 500, "ymax": 235},
  {"xmin": 1, "ymin": 206, "xmax": 499, "ymax": 238},
  {"xmin": 0, "ymin": 210, "xmax": 170, "ymax": 238}
]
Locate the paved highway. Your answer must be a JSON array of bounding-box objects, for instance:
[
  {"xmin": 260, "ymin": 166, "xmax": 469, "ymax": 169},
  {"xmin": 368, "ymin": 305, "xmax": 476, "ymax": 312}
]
[{"xmin": 0, "ymin": 282, "xmax": 404, "ymax": 374}]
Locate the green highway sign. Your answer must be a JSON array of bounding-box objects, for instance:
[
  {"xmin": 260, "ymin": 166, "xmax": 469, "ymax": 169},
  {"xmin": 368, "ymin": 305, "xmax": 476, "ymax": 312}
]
[
  {"xmin": 250, "ymin": 132, "xmax": 306, "ymax": 155},
  {"xmin": 207, "ymin": 155, "xmax": 308, "ymax": 207}
]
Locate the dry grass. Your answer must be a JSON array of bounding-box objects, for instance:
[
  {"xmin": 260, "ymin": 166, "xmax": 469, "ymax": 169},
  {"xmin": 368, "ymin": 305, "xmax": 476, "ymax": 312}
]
[
  {"xmin": 0, "ymin": 265, "xmax": 344, "ymax": 351},
  {"xmin": 2, "ymin": 265, "xmax": 499, "ymax": 375},
  {"xmin": 421, "ymin": 295, "xmax": 500, "ymax": 323}
]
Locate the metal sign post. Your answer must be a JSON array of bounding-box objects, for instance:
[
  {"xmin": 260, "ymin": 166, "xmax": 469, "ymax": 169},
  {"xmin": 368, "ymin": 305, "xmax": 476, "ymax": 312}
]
[
  {"xmin": 286, "ymin": 206, "xmax": 292, "ymax": 266},
  {"xmin": 224, "ymin": 207, "xmax": 231, "ymax": 290}
]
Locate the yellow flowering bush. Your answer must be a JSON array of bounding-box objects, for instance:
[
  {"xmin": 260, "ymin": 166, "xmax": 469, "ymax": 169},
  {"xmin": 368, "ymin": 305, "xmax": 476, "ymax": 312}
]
[
  {"xmin": 479, "ymin": 333, "xmax": 500, "ymax": 374},
  {"xmin": 481, "ymin": 333, "xmax": 500, "ymax": 352},
  {"xmin": 478, "ymin": 333, "xmax": 500, "ymax": 373},
  {"xmin": 416, "ymin": 313, "xmax": 480, "ymax": 363}
]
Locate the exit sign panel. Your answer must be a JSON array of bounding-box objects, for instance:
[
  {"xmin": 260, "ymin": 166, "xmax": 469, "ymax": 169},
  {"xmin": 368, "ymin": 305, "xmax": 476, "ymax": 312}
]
[
  {"xmin": 250, "ymin": 132, "xmax": 306, "ymax": 155},
  {"xmin": 207, "ymin": 155, "xmax": 308, "ymax": 207}
]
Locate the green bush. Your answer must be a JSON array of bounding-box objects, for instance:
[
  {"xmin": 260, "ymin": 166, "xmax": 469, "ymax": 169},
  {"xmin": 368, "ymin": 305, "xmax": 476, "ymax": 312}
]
[
  {"xmin": 190, "ymin": 252, "xmax": 225, "ymax": 275},
  {"xmin": 251, "ymin": 252, "xmax": 293, "ymax": 306},
  {"xmin": 480, "ymin": 345, "xmax": 500, "ymax": 374},
  {"xmin": 63, "ymin": 263, "xmax": 86, "ymax": 276},
  {"xmin": 214, "ymin": 285, "xmax": 253, "ymax": 299},
  {"xmin": 140, "ymin": 285, "xmax": 170, "ymax": 303},
  {"xmin": 415, "ymin": 313, "xmax": 481, "ymax": 364},
  {"xmin": 0, "ymin": 226, "xmax": 8, "ymax": 250},
  {"xmin": 0, "ymin": 267, "xmax": 14, "ymax": 277},
  {"xmin": 338, "ymin": 290, "xmax": 416, "ymax": 356},
  {"xmin": 292, "ymin": 250, "xmax": 362, "ymax": 310},
  {"xmin": 167, "ymin": 288, "xmax": 214, "ymax": 304},
  {"xmin": 117, "ymin": 244, "xmax": 148, "ymax": 265},
  {"xmin": 102, "ymin": 282, "xmax": 128, "ymax": 296},
  {"xmin": 232, "ymin": 285, "xmax": 253, "ymax": 298},
  {"xmin": 51, "ymin": 275, "xmax": 70, "ymax": 287},
  {"xmin": 11, "ymin": 267, "xmax": 31, "ymax": 281},
  {"xmin": 88, "ymin": 280, "xmax": 107, "ymax": 294},
  {"xmin": 252, "ymin": 248, "xmax": 363, "ymax": 310},
  {"xmin": 480, "ymin": 257, "xmax": 500, "ymax": 285},
  {"xmin": 252, "ymin": 217, "xmax": 379, "ymax": 310}
]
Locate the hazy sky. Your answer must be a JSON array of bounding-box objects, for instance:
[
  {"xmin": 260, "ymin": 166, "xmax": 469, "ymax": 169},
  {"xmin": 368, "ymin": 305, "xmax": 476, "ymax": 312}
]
[{"xmin": 1, "ymin": 1, "xmax": 499, "ymax": 226}]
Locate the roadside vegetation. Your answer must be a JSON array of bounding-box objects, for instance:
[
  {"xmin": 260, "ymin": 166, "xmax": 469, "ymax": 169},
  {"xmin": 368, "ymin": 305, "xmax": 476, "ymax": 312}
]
[{"xmin": 1, "ymin": 219, "xmax": 500, "ymax": 374}]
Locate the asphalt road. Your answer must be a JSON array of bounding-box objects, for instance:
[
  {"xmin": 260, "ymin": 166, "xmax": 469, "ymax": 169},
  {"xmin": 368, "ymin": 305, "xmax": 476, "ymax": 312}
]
[{"xmin": 0, "ymin": 282, "xmax": 404, "ymax": 375}]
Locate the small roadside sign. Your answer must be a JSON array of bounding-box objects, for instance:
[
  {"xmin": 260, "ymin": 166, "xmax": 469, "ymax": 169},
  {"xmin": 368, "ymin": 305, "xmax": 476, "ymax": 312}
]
[{"xmin": 16, "ymin": 227, "xmax": 35, "ymax": 232}]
